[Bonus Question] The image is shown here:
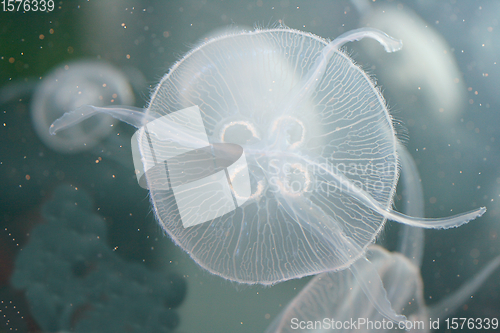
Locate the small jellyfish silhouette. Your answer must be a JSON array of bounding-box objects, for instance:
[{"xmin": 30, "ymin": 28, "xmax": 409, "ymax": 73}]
[
  {"xmin": 50, "ymin": 27, "xmax": 485, "ymax": 325},
  {"xmin": 32, "ymin": 60, "xmax": 135, "ymax": 153}
]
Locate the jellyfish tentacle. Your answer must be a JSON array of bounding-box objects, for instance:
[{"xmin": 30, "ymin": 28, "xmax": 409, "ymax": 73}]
[{"xmin": 384, "ymin": 207, "xmax": 485, "ymax": 229}]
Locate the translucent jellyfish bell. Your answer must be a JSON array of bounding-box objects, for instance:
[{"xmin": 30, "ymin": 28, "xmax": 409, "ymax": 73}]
[
  {"xmin": 49, "ymin": 27, "xmax": 485, "ymax": 325},
  {"xmin": 32, "ymin": 60, "xmax": 135, "ymax": 154}
]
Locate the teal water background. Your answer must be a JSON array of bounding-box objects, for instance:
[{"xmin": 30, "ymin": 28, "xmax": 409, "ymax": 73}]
[{"xmin": 1, "ymin": 1, "xmax": 498, "ymax": 332}]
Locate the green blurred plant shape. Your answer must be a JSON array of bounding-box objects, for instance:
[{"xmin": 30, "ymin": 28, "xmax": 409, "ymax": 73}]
[{"xmin": 10, "ymin": 185, "xmax": 186, "ymax": 333}]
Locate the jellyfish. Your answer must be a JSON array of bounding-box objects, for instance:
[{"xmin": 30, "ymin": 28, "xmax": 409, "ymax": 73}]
[
  {"xmin": 29, "ymin": 60, "xmax": 136, "ymax": 155},
  {"xmin": 49, "ymin": 27, "xmax": 485, "ymax": 325}
]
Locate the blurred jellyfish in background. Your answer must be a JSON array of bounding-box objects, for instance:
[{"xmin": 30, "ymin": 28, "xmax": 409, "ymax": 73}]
[
  {"xmin": 1, "ymin": 59, "xmax": 146, "ymax": 169},
  {"xmin": 31, "ymin": 60, "xmax": 134, "ymax": 154},
  {"xmin": 11, "ymin": 185, "xmax": 186, "ymax": 333},
  {"xmin": 352, "ymin": 0, "xmax": 467, "ymax": 122}
]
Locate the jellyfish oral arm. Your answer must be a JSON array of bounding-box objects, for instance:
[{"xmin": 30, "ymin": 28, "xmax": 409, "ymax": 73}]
[
  {"xmin": 384, "ymin": 207, "xmax": 485, "ymax": 229},
  {"xmin": 311, "ymin": 157, "xmax": 486, "ymax": 229},
  {"xmin": 330, "ymin": 27, "xmax": 403, "ymax": 54},
  {"xmin": 349, "ymin": 257, "xmax": 408, "ymax": 326},
  {"xmin": 49, "ymin": 105, "xmax": 155, "ymax": 135},
  {"xmin": 276, "ymin": 189, "xmax": 408, "ymax": 326},
  {"xmin": 49, "ymin": 104, "xmax": 209, "ymax": 149}
]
